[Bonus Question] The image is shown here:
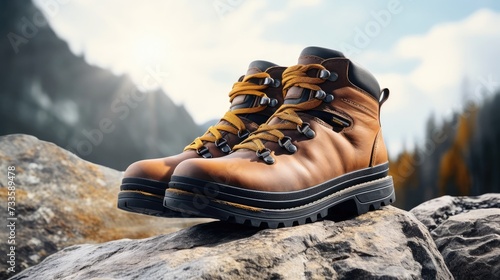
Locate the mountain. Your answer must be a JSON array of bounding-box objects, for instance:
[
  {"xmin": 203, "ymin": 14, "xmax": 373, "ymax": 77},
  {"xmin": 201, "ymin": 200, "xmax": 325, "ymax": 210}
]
[{"xmin": 0, "ymin": 0, "xmax": 204, "ymax": 170}]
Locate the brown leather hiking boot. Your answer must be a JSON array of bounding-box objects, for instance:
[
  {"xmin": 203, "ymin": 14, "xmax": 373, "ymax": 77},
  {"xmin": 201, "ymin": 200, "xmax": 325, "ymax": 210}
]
[
  {"xmin": 164, "ymin": 47, "xmax": 395, "ymax": 227},
  {"xmin": 118, "ymin": 60, "xmax": 286, "ymax": 217}
]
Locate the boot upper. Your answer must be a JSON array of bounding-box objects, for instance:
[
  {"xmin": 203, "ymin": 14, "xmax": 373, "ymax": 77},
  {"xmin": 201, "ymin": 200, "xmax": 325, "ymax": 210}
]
[{"xmin": 171, "ymin": 47, "xmax": 389, "ymax": 192}]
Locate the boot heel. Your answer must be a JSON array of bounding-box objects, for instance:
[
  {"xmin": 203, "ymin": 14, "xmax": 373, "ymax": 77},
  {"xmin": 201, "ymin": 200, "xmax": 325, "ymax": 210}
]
[{"xmin": 353, "ymin": 176, "xmax": 395, "ymax": 215}]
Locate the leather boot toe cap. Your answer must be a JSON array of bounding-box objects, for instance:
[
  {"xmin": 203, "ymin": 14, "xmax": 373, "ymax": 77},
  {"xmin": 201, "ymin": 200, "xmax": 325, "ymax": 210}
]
[{"xmin": 123, "ymin": 158, "xmax": 173, "ymax": 182}]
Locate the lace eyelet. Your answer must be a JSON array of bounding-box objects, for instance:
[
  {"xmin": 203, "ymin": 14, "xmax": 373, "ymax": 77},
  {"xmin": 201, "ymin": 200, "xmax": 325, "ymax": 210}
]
[
  {"xmin": 314, "ymin": 90, "xmax": 326, "ymax": 100},
  {"xmin": 297, "ymin": 122, "xmax": 315, "ymax": 139},
  {"xmin": 196, "ymin": 146, "xmax": 213, "ymax": 158},
  {"xmin": 272, "ymin": 79, "xmax": 281, "ymax": 88},
  {"xmin": 260, "ymin": 97, "xmax": 278, "ymax": 107},
  {"xmin": 328, "ymin": 72, "xmax": 338, "ymax": 81},
  {"xmin": 262, "ymin": 77, "xmax": 274, "ymax": 86},
  {"xmin": 215, "ymin": 138, "xmax": 231, "ymax": 154},
  {"xmin": 278, "ymin": 136, "xmax": 297, "ymax": 154},
  {"xmin": 314, "ymin": 90, "xmax": 334, "ymax": 103},
  {"xmin": 256, "ymin": 148, "xmax": 275, "ymax": 164},
  {"xmin": 238, "ymin": 129, "xmax": 250, "ymax": 139},
  {"xmin": 317, "ymin": 69, "xmax": 338, "ymax": 82},
  {"xmin": 324, "ymin": 94, "xmax": 334, "ymax": 102},
  {"xmin": 319, "ymin": 69, "xmax": 331, "ymax": 79}
]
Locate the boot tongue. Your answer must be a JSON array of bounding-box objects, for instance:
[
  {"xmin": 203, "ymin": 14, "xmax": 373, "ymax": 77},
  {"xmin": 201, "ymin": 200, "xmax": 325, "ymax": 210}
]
[
  {"xmin": 284, "ymin": 47, "xmax": 345, "ymax": 101},
  {"xmin": 230, "ymin": 60, "xmax": 278, "ymax": 110}
]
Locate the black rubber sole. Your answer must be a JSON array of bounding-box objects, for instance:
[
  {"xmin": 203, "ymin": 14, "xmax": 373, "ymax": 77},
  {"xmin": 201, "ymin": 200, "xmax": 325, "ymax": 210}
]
[
  {"xmin": 118, "ymin": 191, "xmax": 195, "ymax": 218},
  {"xmin": 164, "ymin": 176, "xmax": 395, "ymax": 228},
  {"xmin": 117, "ymin": 177, "xmax": 197, "ymax": 218}
]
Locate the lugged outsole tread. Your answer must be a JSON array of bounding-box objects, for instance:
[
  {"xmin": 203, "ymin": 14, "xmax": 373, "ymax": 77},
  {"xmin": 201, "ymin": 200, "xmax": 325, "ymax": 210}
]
[{"xmin": 118, "ymin": 191, "xmax": 192, "ymax": 218}]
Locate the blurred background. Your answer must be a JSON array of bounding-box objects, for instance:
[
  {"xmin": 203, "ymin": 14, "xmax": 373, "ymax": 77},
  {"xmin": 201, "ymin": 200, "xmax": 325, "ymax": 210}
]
[{"xmin": 1, "ymin": 0, "xmax": 499, "ymax": 210}]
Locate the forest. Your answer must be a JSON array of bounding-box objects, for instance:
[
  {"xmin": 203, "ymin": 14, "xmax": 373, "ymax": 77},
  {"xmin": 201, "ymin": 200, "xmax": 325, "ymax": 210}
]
[{"xmin": 389, "ymin": 88, "xmax": 500, "ymax": 210}]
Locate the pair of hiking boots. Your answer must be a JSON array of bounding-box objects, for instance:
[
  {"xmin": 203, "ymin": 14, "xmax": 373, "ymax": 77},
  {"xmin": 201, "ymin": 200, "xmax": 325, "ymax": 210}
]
[{"xmin": 118, "ymin": 46, "xmax": 395, "ymax": 229}]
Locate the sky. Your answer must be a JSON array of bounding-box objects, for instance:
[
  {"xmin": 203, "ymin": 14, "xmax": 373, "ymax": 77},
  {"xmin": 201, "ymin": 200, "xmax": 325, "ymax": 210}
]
[{"xmin": 33, "ymin": 0, "xmax": 500, "ymax": 156}]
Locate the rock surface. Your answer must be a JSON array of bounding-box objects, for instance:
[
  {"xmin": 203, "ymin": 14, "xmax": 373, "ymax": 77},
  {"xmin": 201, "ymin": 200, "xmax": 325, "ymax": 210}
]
[
  {"xmin": 0, "ymin": 134, "xmax": 211, "ymax": 278},
  {"xmin": 11, "ymin": 205, "xmax": 453, "ymax": 280},
  {"xmin": 6, "ymin": 134, "xmax": 499, "ymax": 279},
  {"xmin": 411, "ymin": 194, "xmax": 500, "ymax": 280}
]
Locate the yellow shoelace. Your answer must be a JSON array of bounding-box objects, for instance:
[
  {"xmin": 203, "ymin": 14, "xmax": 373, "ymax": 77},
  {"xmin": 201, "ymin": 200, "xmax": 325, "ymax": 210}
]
[
  {"xmin": 233, "ymin": 64, "xmax": 328, "ymax": 158},
  {"xmin": 185, "ymin": 72, "xmax": 277, "ymax": 154}
]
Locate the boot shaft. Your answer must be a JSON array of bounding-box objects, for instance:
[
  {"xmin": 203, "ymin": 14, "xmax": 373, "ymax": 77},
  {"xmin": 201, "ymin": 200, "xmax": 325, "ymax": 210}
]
[
  {"xmin": 284, "ymin": 47, "xmax": 382, "ymax": 126},
  {"xmin": 280, "ymin": 47, "xmax": 388, "ymax": 167}
]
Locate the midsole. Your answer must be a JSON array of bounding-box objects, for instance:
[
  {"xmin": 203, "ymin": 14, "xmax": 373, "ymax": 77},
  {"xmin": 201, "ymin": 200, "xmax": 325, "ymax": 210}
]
[
  {"xmin": 168, "ymin": 162, "xmax": 390, "ymax": 209},
  {"xmin": 165, "ymin": 176, "xmax": 394, "ymax": 219},
  {"xmin": 120, "ymin": 177, "xmax": 168, "ymax": 196},
  {"xmin": 119, "ymin": 190, "xmax": 164, "ymax": 199}
]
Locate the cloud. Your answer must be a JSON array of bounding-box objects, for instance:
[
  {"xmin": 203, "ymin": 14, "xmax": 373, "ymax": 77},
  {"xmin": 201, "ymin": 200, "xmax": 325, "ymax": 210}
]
[
  {"xmin": 34, "ymin": 0, "xmax": 326, "ymax": 123},
  {"xmin": 362, "ymin": 9, "xmax": 500, "ymax": 155},
  {"xmin": 397, "ymin": 9, "xmax": 500, "ymax": 98}
]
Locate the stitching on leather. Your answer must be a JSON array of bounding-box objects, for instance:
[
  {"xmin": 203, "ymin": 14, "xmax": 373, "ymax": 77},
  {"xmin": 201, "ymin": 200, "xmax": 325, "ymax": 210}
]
[{"xmin": 341, "ymin": 98, "xmax": 372, "ymax": 113}]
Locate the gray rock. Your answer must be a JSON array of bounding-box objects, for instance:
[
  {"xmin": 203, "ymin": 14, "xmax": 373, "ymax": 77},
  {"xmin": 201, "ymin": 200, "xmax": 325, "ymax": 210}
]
[
  {"xmin": 11, "ymin": 206, "xmax": 452, "ymax": 280},
  {"xmin": 0, "ymin": 134, "xmax": 211, "ymax": 278},
  {"xmin": 411, "ymin": 194, "xmax": 500, "ymax": 280},
  {"xmin": 410, "ymin": 194, "xmax": 500, "ymax": 231}
]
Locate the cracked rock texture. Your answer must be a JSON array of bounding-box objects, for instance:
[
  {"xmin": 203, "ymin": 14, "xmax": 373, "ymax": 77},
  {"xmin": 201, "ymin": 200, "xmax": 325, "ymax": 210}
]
[
  {"xmin": 11, "ymin": 206, "xmax": 452, "ymax": 280},
  {"xmin": 0, "ymin": 134, "xmax": 211, "ymax": 279},
  {"xmin": 411, "ymin": 194, "xmax": 500, "ymax": 280}
]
